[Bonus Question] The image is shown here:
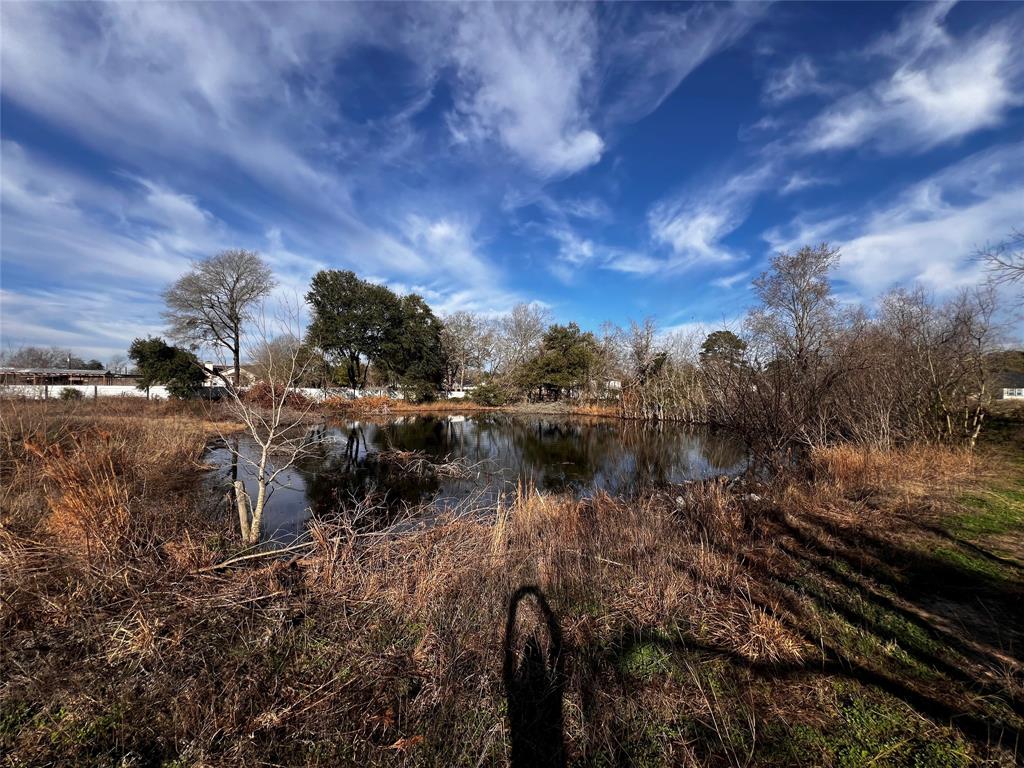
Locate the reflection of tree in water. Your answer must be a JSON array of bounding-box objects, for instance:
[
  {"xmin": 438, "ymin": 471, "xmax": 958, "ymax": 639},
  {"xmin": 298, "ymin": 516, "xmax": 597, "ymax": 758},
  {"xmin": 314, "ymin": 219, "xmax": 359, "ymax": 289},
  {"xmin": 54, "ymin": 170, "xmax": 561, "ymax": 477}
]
[
  {"xmin": 507, "ymin": 417, "xmax": 619, "ymax": 492},
  {"xmin": 370, "ymin": 417, "xmax": 450, "ymax": 456},
  {"xmin": 615, "ymin": 422, "xmax": 747, "ymax": 490},
  {"xmin": 296, "ymin": 425, "xmax": 440, "ymax": 526},
  {"xmin": 290, "ymin": 414, "xmax": 748, "ymax": 530}
]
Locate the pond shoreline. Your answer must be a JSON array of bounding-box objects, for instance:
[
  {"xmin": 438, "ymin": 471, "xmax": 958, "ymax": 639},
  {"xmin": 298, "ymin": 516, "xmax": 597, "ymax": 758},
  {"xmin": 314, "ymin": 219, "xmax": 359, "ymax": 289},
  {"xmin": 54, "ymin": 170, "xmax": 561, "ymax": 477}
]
[
  {"xmin": 4, "ymin": 399, "xmax": 1022, "ymax": 766},
  {"xmin": 209, "ymin": 410, "xmax": 747, "ymax": 541}
]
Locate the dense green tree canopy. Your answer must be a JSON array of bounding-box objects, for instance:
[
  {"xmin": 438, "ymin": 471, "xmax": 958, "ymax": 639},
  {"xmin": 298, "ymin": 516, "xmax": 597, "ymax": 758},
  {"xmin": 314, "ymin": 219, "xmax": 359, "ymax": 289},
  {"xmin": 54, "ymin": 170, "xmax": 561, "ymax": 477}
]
[
  {"xmin": 378, "ymin": 294, "xmax": 445, "ymax": 396},
  {"xmin": 128, "ymin": 337, "xmax": 205, "ymax": 399},
  {"xmin": 305, "ymin": 270, "xmax": 445, "ymax": 395},
  {"xmin": 700, "ymin": 330, "xmax": 747, "ymax": 366},
  {"xmin": 519, "ymin": 323, "xmax": 598, "ymax": 398},
  {"xmin": 306, "ymin": 270, "xmax": 401, "ymax": 388}
]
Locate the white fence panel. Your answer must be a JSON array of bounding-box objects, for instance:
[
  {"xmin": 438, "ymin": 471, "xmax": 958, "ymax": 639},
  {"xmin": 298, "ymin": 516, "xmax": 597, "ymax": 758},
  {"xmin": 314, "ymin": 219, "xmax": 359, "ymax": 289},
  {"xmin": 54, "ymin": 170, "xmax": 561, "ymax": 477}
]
[
  {"xmin": 0, "ymin": 384, "xmax": 171, "ymax": 400},
  {"xmin": 2, "ymin": 383, "xmax": 476, "ymax": 402}
]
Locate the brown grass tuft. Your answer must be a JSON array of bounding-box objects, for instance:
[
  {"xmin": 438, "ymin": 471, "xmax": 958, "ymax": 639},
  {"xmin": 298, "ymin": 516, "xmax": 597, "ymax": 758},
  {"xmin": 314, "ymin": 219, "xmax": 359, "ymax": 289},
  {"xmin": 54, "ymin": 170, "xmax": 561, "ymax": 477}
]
[{"xmin": 1, "ymin": 399, "xmax": 1019, "ymax": 766}]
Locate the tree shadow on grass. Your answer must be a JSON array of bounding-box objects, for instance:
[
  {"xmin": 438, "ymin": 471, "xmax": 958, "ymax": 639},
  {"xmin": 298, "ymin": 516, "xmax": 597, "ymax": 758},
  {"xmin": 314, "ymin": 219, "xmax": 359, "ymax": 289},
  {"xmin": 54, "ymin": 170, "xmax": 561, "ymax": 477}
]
[{"xmin": 670, "ymin": 501, "xmax": 1024, "ymax": 751}]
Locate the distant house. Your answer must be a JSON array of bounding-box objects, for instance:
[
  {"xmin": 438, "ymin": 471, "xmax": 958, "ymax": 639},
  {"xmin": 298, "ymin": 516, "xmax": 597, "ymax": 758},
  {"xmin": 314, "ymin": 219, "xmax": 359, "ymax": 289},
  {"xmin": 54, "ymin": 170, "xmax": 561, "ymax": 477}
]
[
  {"xmin": 996, "ymin": 371, "xmax": 1024, "ymax": 399},
  {"xmin": 0, "ymin": 367, "xmax": 139, "ymax": 386},
  {"xmin": 201, "ymin": 362, "xmax": 256, "ymax": 386}
]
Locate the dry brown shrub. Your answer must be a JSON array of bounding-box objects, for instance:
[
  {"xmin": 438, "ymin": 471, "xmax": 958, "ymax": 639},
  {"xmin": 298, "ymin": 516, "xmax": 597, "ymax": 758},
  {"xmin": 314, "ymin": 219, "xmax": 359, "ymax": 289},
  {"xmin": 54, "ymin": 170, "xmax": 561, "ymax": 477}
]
[
  {"xmin": 322, "ymin": 394, "xmax": 397, "ymax": 415},
  {"xmin": 811, "ymin": 443, "xmax": 976, "ymax": 498},
  {"xmin": 568, "ymin": 403, "xmax": 619, "ymax": 418},
  {"xmin": 675, "ymin": 479, "xmax": 746, "ymax": 548},
  {"xmin": 19, "ymin": 417, "xmax": 206, "ymax": 565},
  {"xmin": 242, "ymin": 381, "xmax": 312, "ymax": 409}
]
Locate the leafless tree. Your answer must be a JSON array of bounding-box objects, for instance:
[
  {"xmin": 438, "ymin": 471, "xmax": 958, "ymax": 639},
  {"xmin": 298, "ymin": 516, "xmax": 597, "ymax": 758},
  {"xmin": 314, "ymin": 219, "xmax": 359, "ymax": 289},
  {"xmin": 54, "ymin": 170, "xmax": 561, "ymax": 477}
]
[
  {"xmin": 249, "ymin": 334, "xmax": 329, "ymax": 389},
  {"xmin": 747, "ymin": 243, "xmax": 840, "ymax": 366},
  {"xmin": 216, "ymin": 299, "xmax": 323, "ymax": 546},
  {"xmin": 496, "ymin": 302, "xmax": 551, "ymax": 374},
  {"xmin": 440, "ymin": 311, "xmax": 494, "ymax": 390},
  {"xmin": 701, "ymin": 244, "xmax": 853, "ymax": 460},
  {"xmin": 977, "ymin": 229, "xmax": 1024, "ymax": 306},
  {"xmin": 107, "ymin": 354, "xmax": 130, "ymax": 375},
  {"xmin": 588, "ymin": 321, "xmax": 626, "ymax": 398},
  {"xmin": 874, "ymin": 286, "xmax": 998, "ymax": 447},
  {"xmin": 163, "ymin": 249, "xmax": 275, "ymax": 388},
  {"xmin": 2, "ymin": 346, "xmax": 74, "ymax": 368},
  {"xmin": 616, "ymin": 320, "xmax": 708, "ymax": 422}
]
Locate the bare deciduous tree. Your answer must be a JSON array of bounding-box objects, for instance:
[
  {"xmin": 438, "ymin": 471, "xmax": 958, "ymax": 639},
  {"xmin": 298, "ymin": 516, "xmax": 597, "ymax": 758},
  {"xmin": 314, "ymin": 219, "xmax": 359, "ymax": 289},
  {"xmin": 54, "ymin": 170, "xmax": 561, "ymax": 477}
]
[
  {"xmin": 216, "ymin": 299, "xmax": 323, "ymax": 546},
  {"xmin": 747, "ymin": 243, "xmax": 840, "ymax": 366},
  {"xmin": 615, "ymin": 320, "xmax": 708, "ymax": 422},
  {"xmin": 107, "ymin": 354, "xmax": 130, "ymax": 375},
  {"xmin": 249, "ymin": 334, "xmax": 329, "ymax": 389},
  {"xmin": 440, "ymin": 311, "xmax": 494, "ymax": 391},
  {"xmin": 164, "ymin": 249, "xmax": 275, "ymax": 388},
  {"xmin": 2, "ymin": 346, "xmax": 77, "ymax": 368},
  {"xmin": 496, "ymin": 303, "xmax": 551, "ymax": 374},
  {"xmin": 977, "ymin": 229, "xmax": 1024, "ymax": 306}
]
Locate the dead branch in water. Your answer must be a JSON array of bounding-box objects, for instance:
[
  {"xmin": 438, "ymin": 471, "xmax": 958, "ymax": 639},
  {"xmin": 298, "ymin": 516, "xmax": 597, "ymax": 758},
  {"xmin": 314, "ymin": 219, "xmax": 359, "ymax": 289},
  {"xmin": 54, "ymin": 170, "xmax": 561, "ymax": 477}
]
[{"xmin": 374, "ymin": 448, "xmax": 486, "ymax": 479}]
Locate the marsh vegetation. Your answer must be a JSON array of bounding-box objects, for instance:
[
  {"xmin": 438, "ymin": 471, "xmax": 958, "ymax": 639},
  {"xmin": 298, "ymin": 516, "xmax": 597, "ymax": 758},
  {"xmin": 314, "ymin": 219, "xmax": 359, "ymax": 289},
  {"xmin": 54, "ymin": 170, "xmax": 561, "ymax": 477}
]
[{"xmin": 1, "ymin": 398, "xmax": 1022, "ymax": 766}]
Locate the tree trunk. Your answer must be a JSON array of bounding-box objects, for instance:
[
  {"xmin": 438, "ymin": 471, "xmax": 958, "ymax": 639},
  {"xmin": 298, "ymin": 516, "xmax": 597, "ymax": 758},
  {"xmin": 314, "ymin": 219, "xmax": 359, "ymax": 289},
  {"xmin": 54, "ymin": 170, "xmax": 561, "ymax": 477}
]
[
  {"xmin": 234, "ymin": 480, "xmax": 251, "ymax": 543},
  {"xmin": 248, "ymin": 449, "xmax": 269, "ymax": 544},
  {"xmin": 250, "ymin": 485, "xmax": 266, "ymax": 544},
  {"xmin": 233, "ymin": 323, "xmax": 241, "ymax": 389}
]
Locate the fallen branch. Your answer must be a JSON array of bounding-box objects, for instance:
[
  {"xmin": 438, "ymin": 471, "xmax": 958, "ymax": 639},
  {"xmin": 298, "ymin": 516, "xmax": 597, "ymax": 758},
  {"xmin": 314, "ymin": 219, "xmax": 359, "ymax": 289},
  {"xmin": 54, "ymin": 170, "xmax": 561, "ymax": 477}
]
[{"xmin": 196, "ymin": 540, "xmax": 313, "ymax": 572}]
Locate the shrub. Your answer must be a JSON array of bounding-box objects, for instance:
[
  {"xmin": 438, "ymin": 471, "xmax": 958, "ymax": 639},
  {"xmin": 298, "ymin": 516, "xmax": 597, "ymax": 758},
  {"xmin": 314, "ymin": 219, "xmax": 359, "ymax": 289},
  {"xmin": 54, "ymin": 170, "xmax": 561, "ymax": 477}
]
[
  {"xmin": 402, "ymin": 379, "xmax": 438, "ymax": 404},
  {"xmin": 59, "ymin": 388, "xmax": 84, "ymax": 401},
  {"xmin": 471, "ymin": 380, "xmax": 508, "ymax": 407},
  {"xmin": 241, "ymin": 381, "xmax": 311, "ymax": 409}
]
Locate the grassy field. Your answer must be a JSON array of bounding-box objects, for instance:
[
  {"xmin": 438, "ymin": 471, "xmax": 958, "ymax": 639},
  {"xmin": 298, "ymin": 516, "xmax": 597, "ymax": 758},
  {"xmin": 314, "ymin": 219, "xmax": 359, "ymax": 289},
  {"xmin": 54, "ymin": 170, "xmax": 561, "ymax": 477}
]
[{"xmin": 1, "ymin": 399, "xmax": 1022, "ymax": 766}]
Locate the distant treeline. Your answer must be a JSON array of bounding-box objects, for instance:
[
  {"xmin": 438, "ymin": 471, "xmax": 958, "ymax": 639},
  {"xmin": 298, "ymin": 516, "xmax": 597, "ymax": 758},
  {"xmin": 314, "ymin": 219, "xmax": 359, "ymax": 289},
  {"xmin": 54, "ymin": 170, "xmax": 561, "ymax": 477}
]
[{"xmin": 9, "ymin": 232, "xmax": 1022, "ymax": 462}]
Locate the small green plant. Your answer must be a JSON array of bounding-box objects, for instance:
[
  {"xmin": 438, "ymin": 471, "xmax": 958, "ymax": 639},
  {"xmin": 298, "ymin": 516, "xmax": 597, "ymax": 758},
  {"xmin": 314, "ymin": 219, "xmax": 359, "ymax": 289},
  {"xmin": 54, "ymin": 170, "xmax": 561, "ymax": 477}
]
[
  {"xmin": 470, "ymin": 380, "xmax": 507, "ymax": 406},
  {"xmin": 59, "ymin": 388, "xmax": 84, "ymax": 401},
  {"xmin": 402, "ymin": 379, "xmax": 438, "ymax": 403}
]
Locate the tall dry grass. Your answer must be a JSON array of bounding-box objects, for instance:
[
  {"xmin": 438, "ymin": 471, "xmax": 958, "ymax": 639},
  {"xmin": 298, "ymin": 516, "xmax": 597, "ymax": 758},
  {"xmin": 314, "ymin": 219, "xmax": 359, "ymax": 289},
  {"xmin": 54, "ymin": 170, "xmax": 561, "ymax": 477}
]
[
  {"xmin": 21, "ymin": 421, "xmax": 206, "ymax": 564},
  {"xmin": 810, "ymin": 443, "xmax": 978, "ymax": 500},
  {"xmin": 1, "ymin": 400, "xmax": 1018, "ymax": 766}
]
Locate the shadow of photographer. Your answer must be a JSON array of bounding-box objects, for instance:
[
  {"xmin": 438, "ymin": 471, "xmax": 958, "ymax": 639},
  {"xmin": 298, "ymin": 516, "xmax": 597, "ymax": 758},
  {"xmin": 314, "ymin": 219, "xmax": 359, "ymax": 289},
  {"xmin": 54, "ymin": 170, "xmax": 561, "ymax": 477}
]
[{"xmin": 503, "ymin": 585, "xmax": 566, "ymax": 768}]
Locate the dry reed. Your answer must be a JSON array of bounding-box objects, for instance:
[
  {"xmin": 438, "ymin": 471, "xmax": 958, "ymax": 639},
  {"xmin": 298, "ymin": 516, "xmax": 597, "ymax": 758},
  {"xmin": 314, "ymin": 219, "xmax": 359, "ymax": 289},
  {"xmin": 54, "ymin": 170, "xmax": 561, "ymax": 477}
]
[{"xmin": 0, "ymin": 399, "xmax": 1019, "ymax": 766}]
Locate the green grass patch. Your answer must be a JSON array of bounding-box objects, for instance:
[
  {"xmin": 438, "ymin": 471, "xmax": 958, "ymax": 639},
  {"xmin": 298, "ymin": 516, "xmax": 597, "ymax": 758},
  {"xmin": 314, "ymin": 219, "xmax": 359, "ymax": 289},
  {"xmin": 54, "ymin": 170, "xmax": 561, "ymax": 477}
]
[
  {"xmin": 950, "ymin": 487, "xmax": 1024, "ymax": 539},
  {"xmin": 933, "ymin": 545, "xmax": 1012, "ymax": 582},
  {"xmin": 766, "ymin": 682, "xmax": 973, "ymax": 767},
  {"xmin": 618, "ymin": 641, "xmax": 673, "ymax": 682}
]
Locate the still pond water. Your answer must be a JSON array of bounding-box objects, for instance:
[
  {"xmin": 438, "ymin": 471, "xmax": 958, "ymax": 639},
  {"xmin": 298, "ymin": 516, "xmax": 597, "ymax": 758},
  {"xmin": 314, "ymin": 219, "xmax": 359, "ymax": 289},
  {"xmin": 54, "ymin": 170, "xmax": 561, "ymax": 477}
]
[{"xmin": 207, "ymin": 413, "xmax": 746, "ymax": 540}]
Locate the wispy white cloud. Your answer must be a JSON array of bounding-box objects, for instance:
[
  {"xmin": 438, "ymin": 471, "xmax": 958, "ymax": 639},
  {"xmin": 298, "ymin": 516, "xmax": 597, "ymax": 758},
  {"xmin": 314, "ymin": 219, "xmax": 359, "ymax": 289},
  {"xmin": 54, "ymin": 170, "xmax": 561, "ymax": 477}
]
[
  {"xmin": 803, "ymin": 11, "xmax": 1023, "ymax": 153},
  {"xmin": 711, "ymin": 270, "xmax": 752, "ymax": 290},
  {"xmin": 779, "ymin": 172, "xmax": 834, "ymax": 195},
  {"xmin": 442, "ymin": 3, "xmax": 763, "ymax": 178},
  {"xmin": 602, "ymin": 252, "xmax": 664, "ymax": 276},
  {"xmin": 0, "ymin": 2, "xmax": 362, "ymax": 206},
  {"xmin": 762, "ymin": 56, "xmax": 831, "ymax": 104},
  {"xmin": 402, "ymin": 215, "xmax": 494, "ymax": 288},
  {"xmin": 0, "ymin": 142, "xmax": 213, "ymax": 284},
  {"xmin": 0, "ymin": 286, "xmax": 173, "ymax": 362},
  {"xmin": 768, "ymin": 143, "xmax": 1024, "ymax": 295},
  {"xmin": 603, "ymin": 3, "xmax": 765, "ymax": 125},
  {"xmin": 648, "ymin": 162, "xmax": 776, "ymax": 268},
  {"xmin": 445, "ymin": 3, "xmax": 604, "ymax": 177},
  {"xmin": 549, "ymin": 226, "xmax": 596, "ymax": 267}
]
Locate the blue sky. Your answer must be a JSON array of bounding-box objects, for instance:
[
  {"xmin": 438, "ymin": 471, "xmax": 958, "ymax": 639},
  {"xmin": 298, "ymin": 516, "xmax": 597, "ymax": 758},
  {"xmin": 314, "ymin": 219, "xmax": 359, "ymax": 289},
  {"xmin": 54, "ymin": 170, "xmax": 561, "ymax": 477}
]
[{"xmin": 2, "ymin": 1, "xmax": 1022, "ymax": 360}]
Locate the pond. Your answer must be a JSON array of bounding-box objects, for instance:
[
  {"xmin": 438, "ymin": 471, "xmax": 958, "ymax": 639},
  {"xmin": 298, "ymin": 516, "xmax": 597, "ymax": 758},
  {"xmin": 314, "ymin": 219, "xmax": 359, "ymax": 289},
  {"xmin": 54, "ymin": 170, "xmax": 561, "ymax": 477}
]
[{"xmin": 206, "ymin": 413, "xmax": 747, "ymax": 540}]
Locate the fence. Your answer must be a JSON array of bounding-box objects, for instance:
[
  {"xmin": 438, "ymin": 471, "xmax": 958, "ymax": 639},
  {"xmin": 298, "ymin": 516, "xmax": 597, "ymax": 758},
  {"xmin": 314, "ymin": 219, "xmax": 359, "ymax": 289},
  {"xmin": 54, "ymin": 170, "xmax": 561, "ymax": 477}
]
[
  {"xmin": 0, "ymin": 384, "xmax": 172, "ymax": 400},
  {"xmin": 1, "ymin": 384, "xmax": 472, "ymax": 401}
]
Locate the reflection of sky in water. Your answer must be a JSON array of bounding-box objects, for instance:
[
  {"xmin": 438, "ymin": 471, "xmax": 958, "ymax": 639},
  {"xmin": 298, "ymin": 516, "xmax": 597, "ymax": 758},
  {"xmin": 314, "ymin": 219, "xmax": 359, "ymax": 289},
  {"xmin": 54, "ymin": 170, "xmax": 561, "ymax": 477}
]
[{"xmin": 206, "ymin": 414, "xmax": 747, "ymax": 541}]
